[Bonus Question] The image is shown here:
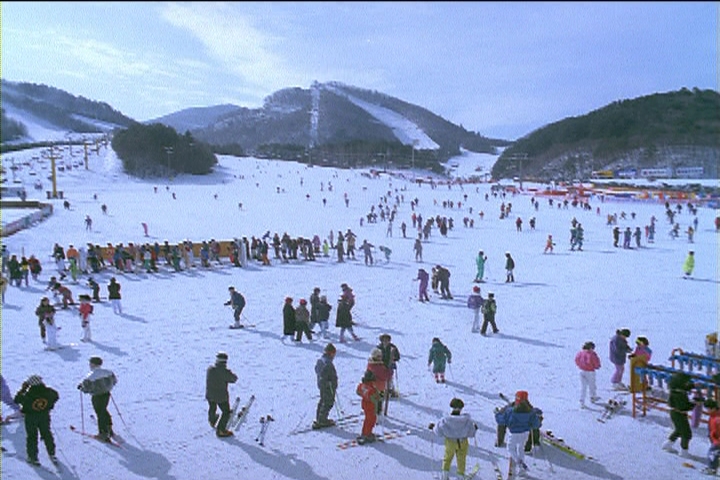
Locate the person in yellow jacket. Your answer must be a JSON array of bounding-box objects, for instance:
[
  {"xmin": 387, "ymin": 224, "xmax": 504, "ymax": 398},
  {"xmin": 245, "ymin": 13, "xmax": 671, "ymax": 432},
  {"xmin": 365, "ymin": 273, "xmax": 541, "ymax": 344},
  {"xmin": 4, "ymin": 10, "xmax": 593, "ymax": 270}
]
[{"xmin": 683, "ymin": 250, "xmax": 695, "ymax": 278}]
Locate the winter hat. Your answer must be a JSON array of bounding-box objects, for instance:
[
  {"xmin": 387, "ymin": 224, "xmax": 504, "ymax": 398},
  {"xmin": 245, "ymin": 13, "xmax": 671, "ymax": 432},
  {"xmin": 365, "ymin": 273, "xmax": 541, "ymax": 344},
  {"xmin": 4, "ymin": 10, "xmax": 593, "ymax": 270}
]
[
  {"xmin": 362, "ymin": 370, "xmax": 376, "ymax": 383},
  {"xmin": 583, "ymin": 341, "xmax": 596, "ymax": 350},
  {"xmin": 515, "ymin": 391, "xmax": 529, "ymax": 404},
  {"xmin": 341, "ymin": 283, "xmax": 349, "ymax": 290},
  {"xmin": 215, "ymin": 352, "xmax": 229, "ymax": 364},
  {"xmin": 79, "ymin": 294, "xmax": 91, "ymax": 301},
  {"xmin": 89, "ymin": 356, "xmax": 103, "ymax": 366},
  {"xmin": 228, "ymin": 286, "xmax": 235, "ymax": 291},
  {"xmin": 488, "ymin": 292, "xmax": 495, "ymax": 298},
  {"xmin": 285, "ymin": 297, "xmax": 293, "ymax": 303},
  {"xmin": 635, "ymin": 336, "xmax": 649, "ymax": 346},
  {"xmin": 619, "ymin": 328, "xmax": 631, "ymax": 337},
  {"xmin": 370, "ymin": 348, "xmax": 383, "ymax": 361},
  {"xmin": 299, "ymin": 299, "xmax": 307, "ymax": 305},
  {"xmin": 379, "ymin": 333, "xmax": 391, "ymax": 341},
  {"xmin": 324, "ymin": 343, "xmax": 337, "ymax": 354},
  {"xmin": 25, "ymin": 375, "xmax": 43, "ymax": 386},
  {"xmin": 449, "ymin": 398, "xmax": 464, "ymax": 410},
  {"xmin": 473, "ymin": 286, "xmax": 481, "ymax": 293},
  {"xmin": 432, "ymin": 337, "xmax": 440, "ymax": 343},
  {"xmin": 320, "ymin": 295, "xmax": 327, "ymax": 302},
  {"xmin": 314, "ymin": 287, "xmax": 321, "ymax": 293}
]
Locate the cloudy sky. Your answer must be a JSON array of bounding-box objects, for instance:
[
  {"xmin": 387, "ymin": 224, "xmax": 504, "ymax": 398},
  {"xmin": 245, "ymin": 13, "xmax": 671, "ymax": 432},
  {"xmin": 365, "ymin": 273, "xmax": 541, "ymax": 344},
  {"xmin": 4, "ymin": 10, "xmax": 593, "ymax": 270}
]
[{"xmin": 1, "ymin": 2, "xmax": 716, "ymax": 140}]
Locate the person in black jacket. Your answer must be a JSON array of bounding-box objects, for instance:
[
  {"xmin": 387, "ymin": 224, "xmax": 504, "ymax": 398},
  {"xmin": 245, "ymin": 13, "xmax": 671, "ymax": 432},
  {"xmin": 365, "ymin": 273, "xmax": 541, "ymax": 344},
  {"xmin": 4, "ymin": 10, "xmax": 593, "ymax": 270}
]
[
  {"xmin": 14, "ymin": 375, "xmax": 59, "ymax": 466},
  {"xmin": 108, "ymin": 277, "xmax": 122, "ymax": 314},
  {"xmin": 205, "ymin": 352, "xmax": 238, "ymax": 437},
  {"xmin": 662, "ymin": 372, "xmax": 697, "ymax": 457},
  {"xmin": 282, "ymin": 297, "xmax": 296, "ymax": 342}
]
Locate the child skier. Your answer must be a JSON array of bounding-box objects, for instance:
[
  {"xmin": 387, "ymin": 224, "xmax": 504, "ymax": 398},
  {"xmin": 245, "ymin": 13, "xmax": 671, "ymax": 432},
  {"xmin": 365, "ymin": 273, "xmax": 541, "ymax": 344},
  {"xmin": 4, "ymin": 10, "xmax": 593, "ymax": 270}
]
[
  {"xmin": 544, "ymin": 235, "xmax": 555, "ymax": 254},
  {"xmin": 427, "ymin": 337, "xmax": 452, "ymax": 383},
  {"xmin": 378, "ymin": 245, "xmax": 392, "ymax": 263},
  {"xmin": 79, "ymin": 294, "xmax": 94, "ymax": 342},
  {"xmin": 575, "ymin": 341, "xmax": 601, "ymax": 408},
  {"xmin": 429, "ymin": 398, "xmax": 478, "ymax": 480},
  {"xmin": 683, "ymin": 250, "xmax": 695, "ymax": 278},
  {"xmin": 356, "ymin": 370, "xmax": 381, "ymax": 444},
  {"xmin": 609, "ymin": 328, "xmax": 632, "ymax": 390}
]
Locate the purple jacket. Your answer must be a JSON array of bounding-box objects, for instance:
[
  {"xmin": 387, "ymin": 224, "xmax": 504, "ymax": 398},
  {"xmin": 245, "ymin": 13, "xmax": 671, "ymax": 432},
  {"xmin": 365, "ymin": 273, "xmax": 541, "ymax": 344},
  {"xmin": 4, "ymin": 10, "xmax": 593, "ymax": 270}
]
[
  {"xmin": 417, "ymin": 270, "xmax": 429, "ymax": 288},
  {"xmin": 609, "ymin": 334, "xmax": 632, "ymax": 365}
]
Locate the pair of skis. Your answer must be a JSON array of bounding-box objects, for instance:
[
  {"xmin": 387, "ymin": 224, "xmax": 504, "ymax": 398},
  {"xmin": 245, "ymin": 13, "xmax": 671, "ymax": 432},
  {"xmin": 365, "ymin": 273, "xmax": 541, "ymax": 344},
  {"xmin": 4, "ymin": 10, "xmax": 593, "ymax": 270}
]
[
  {"xmin": 255, "ymin": 415, "xmax": 274, "ymax": 446},
  {"xmin": 597, "ymin": 394, "xmax": 627, "ymax": 423},
  {"xmin": 227, "ymin": 395, "xmax": 255, "ymax": 430}
]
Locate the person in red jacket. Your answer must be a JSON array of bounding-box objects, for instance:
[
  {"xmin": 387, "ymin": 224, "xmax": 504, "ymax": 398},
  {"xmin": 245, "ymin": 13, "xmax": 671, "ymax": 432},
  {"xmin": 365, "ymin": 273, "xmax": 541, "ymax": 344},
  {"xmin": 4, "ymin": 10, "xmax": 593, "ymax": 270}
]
[
  {"xmin": 356, "ymin": 370, "xmax": 381, "ymax": 444},
  {"xmin": 575, "ymin": 341, "xmax": 601, "ymax": 408},
  {"xmin": 704, "ymin": 400, "xmax": 720, "ymax": 474},
  {"xmin": 79, "ymin": 294, "xmax": 94, "ymax": 342},
  {"xmin": 366, "ymin": 348, "xmax": 392, "ymax": 414}
]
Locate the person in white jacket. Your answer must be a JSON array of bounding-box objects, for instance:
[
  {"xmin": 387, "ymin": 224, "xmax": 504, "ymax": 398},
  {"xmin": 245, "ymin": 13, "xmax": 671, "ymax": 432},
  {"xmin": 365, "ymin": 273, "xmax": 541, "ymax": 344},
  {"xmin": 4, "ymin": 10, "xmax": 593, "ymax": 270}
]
[
  {"xmin": 78, "ymin": 356, "xmax": 117, "ymax": 441},
  {"xmin": 429, "ymin": 398, "xmax": 478, "ymax": 480}
]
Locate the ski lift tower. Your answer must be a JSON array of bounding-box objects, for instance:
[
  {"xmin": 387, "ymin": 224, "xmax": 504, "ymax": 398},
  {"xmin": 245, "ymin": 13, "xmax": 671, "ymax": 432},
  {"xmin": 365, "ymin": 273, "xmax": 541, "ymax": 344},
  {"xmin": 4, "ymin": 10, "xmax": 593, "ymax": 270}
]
[{"xmin": 508, "ymin": 152, "xmax": 528, "ymax": 190}]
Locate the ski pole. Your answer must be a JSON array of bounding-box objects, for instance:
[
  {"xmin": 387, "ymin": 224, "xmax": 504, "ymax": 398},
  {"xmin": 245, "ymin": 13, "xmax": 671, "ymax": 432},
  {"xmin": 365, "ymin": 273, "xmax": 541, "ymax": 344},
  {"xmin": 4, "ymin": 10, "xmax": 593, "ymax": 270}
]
[{"xmin": 80, "ymin": 390, "xmax": 85, "ymax": 435}]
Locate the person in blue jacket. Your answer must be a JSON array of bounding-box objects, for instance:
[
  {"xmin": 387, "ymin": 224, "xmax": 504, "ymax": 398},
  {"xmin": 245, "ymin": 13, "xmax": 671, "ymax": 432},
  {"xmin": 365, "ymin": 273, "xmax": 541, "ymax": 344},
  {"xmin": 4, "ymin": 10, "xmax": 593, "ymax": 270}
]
[{"xmin": 495, "ymin": 391, "xmax": 541, "ymax": 478}]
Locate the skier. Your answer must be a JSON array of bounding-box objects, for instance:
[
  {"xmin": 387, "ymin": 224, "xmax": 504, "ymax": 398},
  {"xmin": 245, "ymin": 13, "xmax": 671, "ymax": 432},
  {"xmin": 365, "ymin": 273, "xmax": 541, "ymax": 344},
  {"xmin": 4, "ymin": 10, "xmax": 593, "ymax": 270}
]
[
  {"xmin": 14, "ymin": 375, "xmax": 59, "ymax": 466},
  {"xmin": 366, "ymin": 348, "xmax": 392, "ymax": 414},
  {"xmin": 0, "ymin": 274, "xmax": 6, "ymax": 304},
  {"xmin": 377, "ymin": 334, "xmax": 401, "ymax": 397},
  {"xmin": 575, "ymin": 341, "xmax": 601, "ymax": 408},
  {"xmin": 78, "ymin": 356, "xmax": 117, "ymax": 442},
  {"xmin": 702, "ymin": 400, "xmax": 720, "ymax": 475},
  {"xmin": 225, "ymin": 286, "xmax": 246, "ymax": 328},
  {"xmin": 282, "ymin": 297, "xmax": 296, "ymax": 342},
  {"xmin": 78, "ymin": 294, "xmax": 94, "ymax": 342},
  {"xmin": 53, "ymin": 282, "xmax": 74, "ymax": 309},
  {"xmin": 504, "ymin": 251, "xmax": 515, "ymax": 283},
  {"xmin": 683, "ymin": 250, "xmax": 695, "ymax": 278},
  {"xmin": 480, "ymin": 292, "xmax": 499, "ymax": 336},
  {"xmin": 467, "ymin": 285, "xmax": 484, "ymax": 333},
  {"xmin": 378, "ymin": 245, "xmax": 392, "ymax": 263},
  {"xmin": 474, "ymin": 250, "xmax": 487, "ymax": 282},
  {"xmin": 316, "ymin": 295, "xmax": 332, "ymax": 339},
  {"xmin": 429, "ymin": 398, "xmax": 478, "ymax": 480},
  {"xmin": 309, "ymin": 287, "xmax": 321, "ymax": 328},
  {"xmin": 544, "ymin": 234, "xmax": 555, "ymax": 254},
  {"xmin": 609, "ymin": 328, "xmax": 632, "ymax": 390},
  {"xmin": 612, "ymin": 226, "xmax": 620, "ymax": 247},
  {"xmin": 427, "ymin": 337, "xmax": 452, "ymax": 383},
  {"xmin": 336, "ymin": 297, "xmax": 359, "ymax": 342},
  {"xmin": 495, "ymin": 391, "xmax": 541, "ymax": 478},
  {"xmin": 662, "ymin": 371, "xmax": 697, "ymax": 458},
  {"xmin": 360, "ymin": 239, "xmax": 374, "ymax": 265},
  {"xmin": 35, "ymin": 297, "xmax": 55, "ymax": 346},
  {"xmin": 294, "ymin": 299, "xmax": 313, "ymax": 342},
  {"xmin": 204, "ymin": 352, "xmax": 238, "ymax": 438},
  {"xmin": 313, "ymin": 343, "xmax": 338, "ymax": 430},
  {"xmin": 88, "ymin": 277, "xmax": 101, "ymax": 302},
  {"xmin": 108, "ymin": 277, "xmax": 122, "ymax": 315},
  {"xmin": 415, "ymin": 268, "xmax": 430, "ymax": 302},
  {"xmin": 413, "ymin": 237, "xmax": 423, "ymax": 262},
  {"xmin": 356, "ymin": 370, "xmax": 381, "ymax": 444},
  {"xmin": 436, "ymin": 265, "xmax": 453, "ymax": 299}
]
